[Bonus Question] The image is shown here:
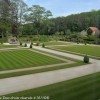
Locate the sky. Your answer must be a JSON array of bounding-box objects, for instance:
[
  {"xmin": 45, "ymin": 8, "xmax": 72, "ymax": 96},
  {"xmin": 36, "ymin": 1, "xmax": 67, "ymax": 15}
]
[{"xmin": 24, "ymin": 0, "xmax": 100, "ymax": 17}]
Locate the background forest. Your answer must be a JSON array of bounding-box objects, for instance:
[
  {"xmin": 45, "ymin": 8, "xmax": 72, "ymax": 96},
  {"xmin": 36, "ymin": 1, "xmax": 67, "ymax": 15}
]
[{"xmin": 0, "ymin": 0, "xmax": 100, "ymax": 44}]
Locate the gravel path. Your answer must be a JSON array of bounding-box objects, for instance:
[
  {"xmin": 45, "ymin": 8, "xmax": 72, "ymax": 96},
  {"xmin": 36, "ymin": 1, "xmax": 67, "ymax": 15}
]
[{"xmin": 0, "ymin": 46, "xmax": 100, "ymax": 96}]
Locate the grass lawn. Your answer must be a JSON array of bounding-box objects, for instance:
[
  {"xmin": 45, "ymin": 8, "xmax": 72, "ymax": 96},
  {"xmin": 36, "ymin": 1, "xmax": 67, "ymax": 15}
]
[
  {"xmin": 0, "ymin": 48, "xmax": 85, "ymax": 79},
  {"xmin": 42, "ymin": 41, "xmax": 72, "ymax": 46},
  {"xmin": 0, "ymin": 45, "xmax": 20, "ymax": 48},
  {"xmin": 0, "ymin": 50, "xmax": 64, "ymax": 71},
  {"xmin": 49, "ymin": 45, "xmax": 100, "ymax": 57},
  {"xmin": 0, "ymin": 61, "xmax": 84, "ymax": 79},
  {"xmin": 3, "ymin": 72, "xmax": 100, "ymax": 100}
]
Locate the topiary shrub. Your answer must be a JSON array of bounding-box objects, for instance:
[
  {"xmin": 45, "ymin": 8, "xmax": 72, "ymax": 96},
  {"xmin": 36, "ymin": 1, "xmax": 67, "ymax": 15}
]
[
  {"xmin": 77, "ymin": 42, "xmax": 79, "ymax": 44},
  {"xmin": 24, "ymin": 43, "xmax": 27, "ymax": 47},
  {"xmin": 20, "ymin": 42, "xmax": 22, "ymax": 46},
  {"xmin": 30, "ymin": 44, "xmax": 32, "ymax": 48},
  {"xmin": 84, "ymin": 55, "xmax": 89, "ymax": 63},
  {"xmin": 36, "ymin": 42, "xmax": 39, "ymax": 46},
  {"xmin": 84, "ymin": 42, "xmax": 87, "ymax": 45},
  {"xmin": 42, "ymin": 43, "xmax": 45, "ymax": 48}
]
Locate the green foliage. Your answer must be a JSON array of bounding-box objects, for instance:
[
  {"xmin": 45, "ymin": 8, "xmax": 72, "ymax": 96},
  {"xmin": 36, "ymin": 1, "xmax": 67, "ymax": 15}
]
[
  {"xmin": 84, "ymin": 42, "xmax": 87, "ymax": 45},
  {"xmin": 20, "ymin": 42, "xmax": 22, "ymax": 46},
  {"xmin": 24, "ymin": 5, "xmax": 52, "ymax": 37},
  {"xmin": 52, "ymin": 10, "xmax": 100, "ymax": 37},
  {"xmin": 87, "ymin": 28, "xmax": 93, "ymax": 35},
  {"xmin": 35, "ymin": 42, "xmax": 39, "ymax": 46},
  {"xmin": 84, "ymin": 55, "xmax": 89, "ymax": 63},
  {"xmin": 42, "ymin": 43, "xmax": 45, "ymax": 48},
  {"xmin": 30, "ymin": 44, "xmax": 32, "ymax": 48},
  {"xmin": 24, "ymin": 43, "xmax": 27, "ymax": 47},
  {"xmin": 40, "ymin": 35, "xmax": 49, "ymax": 42}
]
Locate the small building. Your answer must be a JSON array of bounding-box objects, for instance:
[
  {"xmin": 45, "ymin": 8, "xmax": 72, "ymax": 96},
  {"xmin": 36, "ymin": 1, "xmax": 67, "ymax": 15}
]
[{"xmin": 87, "ymin": 27, "xmax": 100, "ymax": 36}]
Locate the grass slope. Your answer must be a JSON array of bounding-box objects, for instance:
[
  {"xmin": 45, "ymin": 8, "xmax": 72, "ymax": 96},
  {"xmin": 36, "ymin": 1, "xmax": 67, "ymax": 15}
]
[
  {"xmin": 3, "ymin": 72, "xmax": 100, "ymax": 100},
  {"xmin": 0, "ymin": 50, "xmax": 63, "ymax": 71}
]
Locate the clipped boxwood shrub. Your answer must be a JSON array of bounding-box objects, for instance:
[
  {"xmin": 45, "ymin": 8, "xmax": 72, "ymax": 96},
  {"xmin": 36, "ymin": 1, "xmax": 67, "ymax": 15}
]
[
  {"xmin": 84, "ymin": 42, "xmax": 87, "ymax": 45},
  {"xmin": 20, "ymin": 42, "xmax": 22, "ymax": 46},
  {"xmin": 36, "ymin": 42, "xmax": 39, "ymax": 46},
  {"xmin": 42, "ymin": 43, "xmax": 45, "ymax": 48},
  {"xmin": 84, "ymin": 55, "xmax": 89, "ymax": 63},
  {"xmin": 30, "ymin": 44, "xmax": 32, "ymax": 48},
  {"xmin": 24, "ymin": 43, "xmax": 27, "ymax": 47}
]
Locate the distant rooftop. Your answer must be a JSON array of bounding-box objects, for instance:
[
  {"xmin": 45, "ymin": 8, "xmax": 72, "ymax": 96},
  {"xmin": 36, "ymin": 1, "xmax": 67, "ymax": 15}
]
[{"xmin": 89, "ymin": 27, "xmax": 100, "ymax": 32}]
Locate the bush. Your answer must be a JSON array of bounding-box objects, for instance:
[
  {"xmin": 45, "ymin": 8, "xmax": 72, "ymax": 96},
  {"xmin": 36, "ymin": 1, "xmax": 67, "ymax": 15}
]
[
  {"xmin": 30, "ymin": 44, "xmax": 32, "ymax": 48},
  {"xmin": 84, "ymin": 41, "xmax": 87, "ymax": 45},
  {"xmin": 36, "ymin": 42, "xmax": 39, "ymax": 46},
  {"xmin": 84, "ymin": 55, "xmax": 89, "ymax": 63},
  {"xmin": 42, "ymin": 43, "xmax": 45, "ymax": 48},
  {"xmin": 85, "ymin": 42, "xmax": 87, "ymax": 45},
  {"xmin": 24, "ymin": 43, "xmax": 27, "ymax": 47},
  {"xmin": 20, "ymin": 42, "xmax": 22, "ymax": 46},
  {"xmin": 77, "ymin": 42, "xmax": 79, "ymax": 44}
]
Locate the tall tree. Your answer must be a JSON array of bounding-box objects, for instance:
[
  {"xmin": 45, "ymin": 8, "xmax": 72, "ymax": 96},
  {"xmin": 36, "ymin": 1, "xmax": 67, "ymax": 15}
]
[
  {"xmin": 24, "ymin": 5, "xmax": 52, "ymax": 39},
  {"xmin": 0, "ymin": 0, "xmax": 10, "ymax": 37},
  {"xmin": 10, "ymin": 0, "xmax": 27, "ymax": 36}
]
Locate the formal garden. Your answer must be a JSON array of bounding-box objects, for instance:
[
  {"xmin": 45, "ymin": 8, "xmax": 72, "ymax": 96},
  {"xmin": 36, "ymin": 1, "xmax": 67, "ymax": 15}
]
[{"xmin": 0, "ymin": 0, "xmax": 100, "ymax": 100}]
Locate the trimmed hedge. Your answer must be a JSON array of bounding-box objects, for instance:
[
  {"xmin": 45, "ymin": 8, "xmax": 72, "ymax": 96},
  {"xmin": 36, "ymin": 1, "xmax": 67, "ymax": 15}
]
[{"xmin": 84, "ymin": 55, "xmax": 89, "ymax": 63}]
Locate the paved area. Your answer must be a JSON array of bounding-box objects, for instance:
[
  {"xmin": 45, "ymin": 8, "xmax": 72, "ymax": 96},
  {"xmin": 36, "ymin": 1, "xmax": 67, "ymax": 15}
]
[{"xmin": 0, "ymin": 46, "xmax": 100, "ymax": 96}]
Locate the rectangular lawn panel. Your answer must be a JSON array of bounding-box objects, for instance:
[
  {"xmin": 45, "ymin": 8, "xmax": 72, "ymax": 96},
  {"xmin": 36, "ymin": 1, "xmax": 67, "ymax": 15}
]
[
  {"xmin": 0, "ymin": 50, "xmax": 64, "ymax": 71},
  {"xmin": 0, "ymin": 45, "xmax": 19, "ymax": 48},
  {"xmin": 3, "ymin": 72, "xmax": 100, "ymax": 100},
  {"xmin": 51, "ymin": 45, "xmax": 100, "ymax": 57},
  {"xmin": 44, "ymin": 41, "xmax": 71, "ymax": 45}
]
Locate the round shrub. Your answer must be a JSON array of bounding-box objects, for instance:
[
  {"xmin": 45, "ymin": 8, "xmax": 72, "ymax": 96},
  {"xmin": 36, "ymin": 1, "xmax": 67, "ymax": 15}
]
[
  {"xmin": 36, "ymin": 42, "xmax": 39, "ymax": 46},
  {"xmin": 20, "ymin": 42, "xmax": 22, "ymax": 46},
  {"xmin": 30, "ymin": 44, "xmax": 32, "ymax": 48},
  {"xmin": 84, "ymin": 55, "xmax": 89, "ymax": 63},
  {"xmin": 42, "ymin": 43, "xmax": 45, "ymax": 48},
  {"xmin": 24, "ymin": 43, "xmax": 27, "ymax": 47},
  {"xmin": 84, "ymin": 42, "xmax": 87, "ymax": 45},
  {"xmin": 77, "ymin": 42, "xmax": 79, "ymax": 44}
]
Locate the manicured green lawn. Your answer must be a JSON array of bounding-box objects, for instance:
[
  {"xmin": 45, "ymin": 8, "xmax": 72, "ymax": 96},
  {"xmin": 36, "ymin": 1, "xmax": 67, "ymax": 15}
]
[
  {"xmin": 50, "ymin": 45, "xmax": 100, "ymax": 57},
  {"xmin": 0, "ymin": 45, "xmax": 20, "ymax": 48},
  {"xmin": 0, "ymin": 50, "xmax": 64, "ymax": 71},
  {"xmin": 3, "ymin": 72, "xmax": 100, "ymax": 100},
  {"xmin": 0, "ymin": 49, "xmax": 85, "ymax": 79},
  {"xmin": 0, "ymin": 61, "xmax": 84, "ymax": 79},
  {"xmin": 43, "ymin": 41, "xmax": 71, "ymax": 46}
]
